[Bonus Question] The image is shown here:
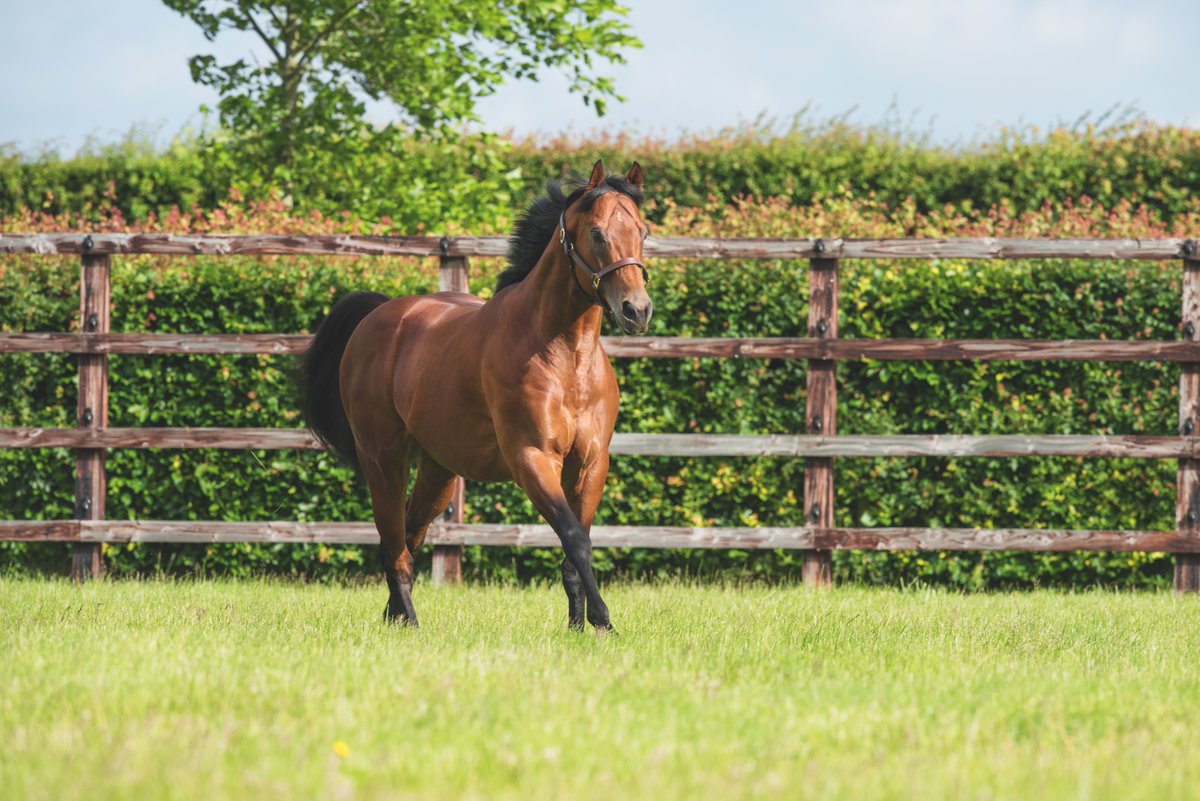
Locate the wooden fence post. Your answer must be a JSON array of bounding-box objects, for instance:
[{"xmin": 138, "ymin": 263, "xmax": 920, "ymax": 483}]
[
  {"xmin": 72, "ymin": 248, "xmax": 109, "ymax": 581},
  {"xmin": 431, "ymin": 244, "xmax": 468, "ymax": 586},
  {"xmin": 433, "ymin": 478, "xmax": 466, "ymax": 585},
  {"xmin": 802, "ymin": 252, "xmax": 838, "ymax": 587},
  {"xmin": 1176, "ymin": 250, "xmax": 1200, "ymax": 592}
]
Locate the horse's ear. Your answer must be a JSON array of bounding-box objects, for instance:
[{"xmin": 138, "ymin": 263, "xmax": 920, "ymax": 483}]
[
  {"xmin": 626, "ymin": 162, "xmax": 644, "ymax": 189},
  {"xmin": 586, "ymin": 159, "xmax": 606, "ymax": 190}
]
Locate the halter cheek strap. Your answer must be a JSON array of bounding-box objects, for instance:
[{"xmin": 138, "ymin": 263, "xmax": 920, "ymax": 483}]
[{"xmin": 558, "ymin": 211, "xmax": 650, "ymax": 310}]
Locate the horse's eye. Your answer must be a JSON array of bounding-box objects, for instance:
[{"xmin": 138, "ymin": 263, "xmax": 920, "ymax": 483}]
[{"xmin": 590, "ymin": 229, "xmax": 606, "ymax": 246}]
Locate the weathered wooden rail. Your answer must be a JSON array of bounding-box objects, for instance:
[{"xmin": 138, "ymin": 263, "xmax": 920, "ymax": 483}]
[{"xmin": 2, "ymin": 232, "xmax": 1199, "ymax": 590}]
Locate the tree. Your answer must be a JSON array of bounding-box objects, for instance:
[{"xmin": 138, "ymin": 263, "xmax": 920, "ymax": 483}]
[{"xmin": 163, "ymin": 0, "xmax": 640, "ymax": 207}]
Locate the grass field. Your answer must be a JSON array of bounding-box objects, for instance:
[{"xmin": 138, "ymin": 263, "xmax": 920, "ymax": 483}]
[{"xmin": 2, "ymin": 579, "xmax": 1199, "ymax": 801}]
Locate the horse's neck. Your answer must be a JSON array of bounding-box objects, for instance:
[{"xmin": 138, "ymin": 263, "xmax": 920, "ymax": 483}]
[{"xmin": 516, "ymin": 247, "xmax": 605, "ymax": 352}]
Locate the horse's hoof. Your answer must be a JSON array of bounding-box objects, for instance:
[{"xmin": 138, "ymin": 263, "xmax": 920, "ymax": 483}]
[
  {"xmin": 593, "ymin": 623, "xmax": 617, "ymax": 638},
  {"xmin": 383, "ymin": 603, "xmax": 418, "ymax": 627}
]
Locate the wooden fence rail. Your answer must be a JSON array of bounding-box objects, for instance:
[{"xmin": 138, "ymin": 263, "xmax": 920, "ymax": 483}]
[
  {"xmin": 2, "ymin": 233, "xmax": 1196, "ymax": 260},
  {"xmin": 1, "ymin": 233, "xmax": 1198, "ymax": 590},
  {"xmin": 4, "ymin": 429, "xmax": 1200, "ymax": 458},
  {"xmin": 6, "ymin": 333, "xmax": 1200, "ymax": 361},
  {"xmin": 4, "ymin": 520, "xmax": 1200, "ymax": 553}
]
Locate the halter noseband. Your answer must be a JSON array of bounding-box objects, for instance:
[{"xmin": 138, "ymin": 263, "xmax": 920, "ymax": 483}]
[{"xmin": 558, "ymin": 210, "xmax": 649, "ymax": 310}]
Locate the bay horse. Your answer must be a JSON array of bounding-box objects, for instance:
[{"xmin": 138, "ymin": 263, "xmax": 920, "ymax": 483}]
[{"xmin": 301, "ymin": 161, "xmax": 652, "ymax": 633}]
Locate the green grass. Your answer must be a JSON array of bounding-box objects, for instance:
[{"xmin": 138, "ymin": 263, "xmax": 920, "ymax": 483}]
[{"xmin": 2, "ymin": 579, "xmax": 1199, "ymax": 801}]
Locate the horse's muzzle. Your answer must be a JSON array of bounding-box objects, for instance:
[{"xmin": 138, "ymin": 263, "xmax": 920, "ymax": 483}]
[{"xmin": 617, "ymin": 298, "xmax": 653, "ymax": 334}]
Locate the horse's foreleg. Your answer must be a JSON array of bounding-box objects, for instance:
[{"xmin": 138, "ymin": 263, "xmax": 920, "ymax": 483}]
[
  {"xmin": 365, "ymin": 456, "xmax": 417, "ymax": 626},
  {"xmin": 560, "ymin": 559, "xmax": 586, "ymax": 631},
  {"xmin": 562, "ymin": 454, "xmax": 610, "ymax": 631},
  {"xmin": 517, "ymin": 450, "xmax": 612, "ymax": 633}
]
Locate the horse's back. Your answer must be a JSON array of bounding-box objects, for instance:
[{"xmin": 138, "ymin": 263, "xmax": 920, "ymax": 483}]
[
  {"xmin": 346, "ymin": 292, "xmax": 482, "ymax": 357},
  {"xmin": 370, "ymin": 291, "xmax": 483, "ymax": 327}
]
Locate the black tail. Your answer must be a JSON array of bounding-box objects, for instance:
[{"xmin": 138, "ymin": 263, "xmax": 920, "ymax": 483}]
[{"xmin": 300, "ymin": 291, "xmax": 389, "ymax": 473}]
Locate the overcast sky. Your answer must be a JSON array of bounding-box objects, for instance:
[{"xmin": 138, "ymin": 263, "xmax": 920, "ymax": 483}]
[{"xmin": 1, "ymin": 0, "xmax": 1197, "ymax": 155}]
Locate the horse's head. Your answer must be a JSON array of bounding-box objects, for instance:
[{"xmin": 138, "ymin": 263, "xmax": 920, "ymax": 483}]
[{"xmin": 561, "ymin": 160, "xmax": 653, "ymax": 334}]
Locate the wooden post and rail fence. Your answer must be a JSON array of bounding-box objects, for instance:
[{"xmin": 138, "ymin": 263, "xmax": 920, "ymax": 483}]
[{"xmin": 1, "ymin": 232, "xmax": 1199, "ymax": 591}]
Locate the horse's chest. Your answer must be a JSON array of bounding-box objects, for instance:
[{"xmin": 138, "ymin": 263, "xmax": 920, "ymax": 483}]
[
  {"xmin": 560, "ymin": 376, "xmax": 616, "ymax": 456},
  {"xmin": 565, "ymin": 415, "xmax": 609, "ymax": 466}
]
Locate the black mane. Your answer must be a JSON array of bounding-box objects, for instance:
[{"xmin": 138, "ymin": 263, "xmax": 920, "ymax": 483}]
[{"xmin": 496, "ymin": 174, "xmax": 644, "ymax": 293}]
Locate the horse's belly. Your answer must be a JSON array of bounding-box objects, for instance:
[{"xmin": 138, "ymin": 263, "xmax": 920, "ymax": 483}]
[
  {"xmin": 416, "ymin": 417, "xmax": 512, "ymax": 484},
  {"xmin": 395, "ymin": 366, "xmax": 511, "ymax": 482}
]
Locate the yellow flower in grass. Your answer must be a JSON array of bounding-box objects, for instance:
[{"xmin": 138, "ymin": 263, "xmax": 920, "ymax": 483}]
[{"xmin": 332, "ymin": 740, "xmax": 350, "ymax": 759}]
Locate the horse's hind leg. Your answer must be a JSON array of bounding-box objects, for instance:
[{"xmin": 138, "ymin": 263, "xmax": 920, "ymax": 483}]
[
  {"xmin": 364, "ymin": 451, "xmax": 417, "ymax": 625},
  {"xmin": 404, "ymin": 455, "xmax": 458, "ymax": 555}
]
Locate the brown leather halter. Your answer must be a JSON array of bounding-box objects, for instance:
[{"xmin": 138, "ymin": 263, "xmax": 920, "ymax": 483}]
[{"xmin": 558, "ymin": 210, "xmax": 649, "ymax": 311}]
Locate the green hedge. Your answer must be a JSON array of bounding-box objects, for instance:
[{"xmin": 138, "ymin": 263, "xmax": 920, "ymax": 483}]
[
  {"xmin": 0, "ymin": 132, "xmax": 519, "ymax": 234},
  {"xmin": 0, "ymin": 137, "xmax": 217, "ymax": 223},
  {"xmin": 0, "ymin": 239, "xmax": 1182, "ymax": 588},
  {"xmin": 5, "ymin": 121, "xmax": 1200, "ymax": 229},
  {"xmin": 506, "ymin": 121, "xmax": 1200, "ymax": 225}
]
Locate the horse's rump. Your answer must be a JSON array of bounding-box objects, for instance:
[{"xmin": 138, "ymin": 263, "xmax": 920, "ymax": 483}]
[
  {"xmin": 300, "ymin": 291, "xmax": 390, "ymax": 472},
  {"xmin": 340, "ymin": 292, "xmax": 505, "ymax": 481}
]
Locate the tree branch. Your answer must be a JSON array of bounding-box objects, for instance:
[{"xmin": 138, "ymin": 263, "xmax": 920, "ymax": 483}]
[
  {"xmin": 295, "ymin": 2, "xmax": 363, "ymax": 71},
  {"xmin": 263, "ymin": 4, "xmax": 285, "ymax": 31},
  {"xmin": 242, "ymin": 9, "xmax": 285, "ymax": 64}
]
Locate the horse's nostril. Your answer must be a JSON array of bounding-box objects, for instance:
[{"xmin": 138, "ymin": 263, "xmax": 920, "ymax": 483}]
[{"xmin": 621, "ymin": 300, "xmax": 637, "ymax": 320}]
